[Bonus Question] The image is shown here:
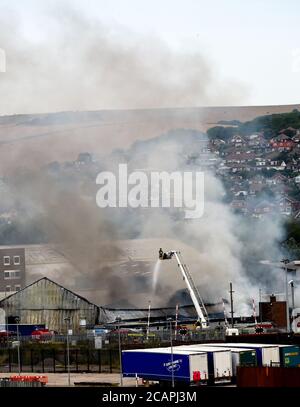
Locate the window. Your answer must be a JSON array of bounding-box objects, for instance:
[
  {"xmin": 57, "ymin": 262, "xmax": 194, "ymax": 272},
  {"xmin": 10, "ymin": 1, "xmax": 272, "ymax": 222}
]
[
  {"xmin": 4, "ymin": 270, "xmax": 20, "ymax": 279},
  {"xmin": 15, "ymin": 285, "xmax": 21, "ymax": 292},
  {"xmin": 3, "ymin": 256, "xmax": 10, "ymax": 266},
  {"xmin": 5, "ymin": 285, "xmax": 11, "ymax": 292},
  {"xmin": 13, "ymin": 256, "xmax": 20, "ymax": 265}
]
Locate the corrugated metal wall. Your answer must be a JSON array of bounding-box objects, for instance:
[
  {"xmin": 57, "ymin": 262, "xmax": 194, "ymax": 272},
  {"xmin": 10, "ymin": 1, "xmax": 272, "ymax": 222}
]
[{"xmin": 0, "ymin": 278, "xmax": 99, "ymax": 333}]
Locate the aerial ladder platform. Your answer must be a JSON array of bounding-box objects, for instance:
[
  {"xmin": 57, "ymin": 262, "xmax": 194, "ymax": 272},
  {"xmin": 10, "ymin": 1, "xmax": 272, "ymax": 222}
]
[{"xmin": 158, "ymin": 248, "xmax": 209, "ymax": 328}]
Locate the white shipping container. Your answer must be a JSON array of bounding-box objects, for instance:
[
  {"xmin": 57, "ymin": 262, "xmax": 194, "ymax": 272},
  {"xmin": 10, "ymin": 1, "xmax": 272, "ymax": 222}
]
[
  {"xmin": 198, "ymin": 345, "xmax": 257, "ymax": 375},
  {"xmin": 175, "ymin": 345, "xmax": 232, "ymax": 381},
  {"xmin": 261, "ymin": 347, "xmax": 280, "ymax": 366},
  {"xmin": 209, "ymin": 343, "xmax": 280, "ymax": 366}
]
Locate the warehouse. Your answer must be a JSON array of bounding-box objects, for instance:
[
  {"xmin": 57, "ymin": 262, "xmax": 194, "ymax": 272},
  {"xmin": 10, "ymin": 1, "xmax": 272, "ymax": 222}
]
[
  {"xmin": 0, "ymin": 277, "xmax": 99, "ymax": 333},
  {"xmin": 0, "ymin": 276, "xmax": 227, "ymax": 333}
]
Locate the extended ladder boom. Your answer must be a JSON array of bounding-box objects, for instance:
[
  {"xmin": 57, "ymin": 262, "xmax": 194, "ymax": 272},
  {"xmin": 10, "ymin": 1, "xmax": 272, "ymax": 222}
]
[{"xmin": 159, "ymin": 248, "xmax": 208, "ymax": 328}]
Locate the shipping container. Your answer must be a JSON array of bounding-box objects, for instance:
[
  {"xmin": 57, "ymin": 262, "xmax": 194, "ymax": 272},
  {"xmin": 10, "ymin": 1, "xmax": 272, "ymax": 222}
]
[
  {"xmin": 209, "ymin": 343, "xmax": 280, "ymax": 367},
  {"xmin": 175, "ymin": 345, "xmax": 232, "ymax": 383},
  {"xmin": 271, "ymin": 345, "xmax": 300, "ymax": 368},
  {"xmin": 122, "ymin": 347, "xmax": 208, "ymax": 384},
  {"xmin": 199, "ymin": 344, "xmax": 257, "ymax": 375}
]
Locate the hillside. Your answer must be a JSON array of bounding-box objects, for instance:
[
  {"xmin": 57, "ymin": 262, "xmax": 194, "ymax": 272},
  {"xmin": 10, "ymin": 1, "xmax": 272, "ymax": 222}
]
[{"xmin": 1, "ymin": 104, "xmax": 300, "ymax": 175}]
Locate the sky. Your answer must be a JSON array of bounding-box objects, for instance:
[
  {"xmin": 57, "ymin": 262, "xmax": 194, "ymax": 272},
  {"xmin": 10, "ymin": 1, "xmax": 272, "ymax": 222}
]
[{"xmin": 1, "ymin": 0, "xmax": 300, "ymax": 113}]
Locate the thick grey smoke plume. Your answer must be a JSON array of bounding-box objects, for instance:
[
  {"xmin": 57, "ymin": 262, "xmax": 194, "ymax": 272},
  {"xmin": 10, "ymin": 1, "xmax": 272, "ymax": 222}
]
[
  {"xmin": 3, "ymin": 128, "xmax": 287, "ymax": 312},
  {"xmin": 107, "ymin": 130, "xmax": 286, "ymax": 313},
  {"xmin": 0, "ymin": 5, "xmax": 247, "ymax": 115},
  {"xmin": 0, "ymin": 3, "xmax": 284, "ymax": 313}
]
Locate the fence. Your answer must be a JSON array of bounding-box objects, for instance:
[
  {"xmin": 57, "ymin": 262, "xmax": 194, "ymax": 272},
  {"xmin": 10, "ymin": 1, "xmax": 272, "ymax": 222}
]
[
  {"xmin": 107, "ymin": 329, "xmax": 225, "ymax": 345},
  {"xmin": 0, "ymin": 348, "xmax": 120, "ymax": 374},
  {"xmin": 0, "ymin": 329, "xmax": 225, "ymax": 348},
  {"xmin": 0, "ymin": 378, "xmax": 44, "ymax": 387}
]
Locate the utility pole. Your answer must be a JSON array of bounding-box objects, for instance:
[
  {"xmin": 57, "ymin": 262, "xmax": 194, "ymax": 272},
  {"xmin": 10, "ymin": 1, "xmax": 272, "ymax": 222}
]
[
  {"xmin": 281, "ymin": 259, "xmax": 290, "ymax": 333},
  {"xmin": 146, "ymin": 301, "xmax": 151, "ymax": 341},
  {"xmin": 289, "ymin": 280, "xmax": 295, "ymax": 311},
  {"xmin": 167, "ymin": 318, "xmax": 174, "ymax": 388},
  {"xmin": 15, "ymin": 317, "xmax": 21, "ymax": 375},
  {"xmin": 115, "ymin": 317, "xmax": 123, "ymax": 387},
  {"xmin": 64, "ymin": 317, "xmax": 71, "ymax": 386},
  {"xmin": 229, "ymin": 283, "xmax": 234, "ymax": 328},
  {"xmin": 175, "ymin": 304, "xmax": 179, "ymax": 340},
  {"xmin": 259, "ymin": 288, "xmax": 263, "ymax": 324},
  {"xmin": 289, "ymin": 280, "xmax": 295, "ymax": 330}
]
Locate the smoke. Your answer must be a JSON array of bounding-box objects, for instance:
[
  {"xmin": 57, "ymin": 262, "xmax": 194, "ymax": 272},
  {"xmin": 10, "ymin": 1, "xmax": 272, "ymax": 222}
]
[
  {"xmin": 97, "ymin": 129, "xmax": 286, "ymax": 313},
  {"xmin": 145, "ymin": 131, "xmax": 286, "ymax": 310},
  {"xmin": 0, "ymin": 5, "xmax": 247, "ymax": 115},
  {"xmin": 1, "ymin": 123, "xmax": 287, "ymax": 312},
  {"xmin": 1, "ymin": 125, "xmax": 288, "ymax": 312},
  {"xmin": 0, "ymin": 3, "xmax": 285, "ymax": 313}
]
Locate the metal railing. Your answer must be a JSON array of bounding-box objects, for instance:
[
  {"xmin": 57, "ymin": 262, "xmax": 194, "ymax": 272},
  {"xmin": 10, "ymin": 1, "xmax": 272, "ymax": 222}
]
[{"xmin": 0, "ymin": 329, "xmax": 225, "ymax": 348}]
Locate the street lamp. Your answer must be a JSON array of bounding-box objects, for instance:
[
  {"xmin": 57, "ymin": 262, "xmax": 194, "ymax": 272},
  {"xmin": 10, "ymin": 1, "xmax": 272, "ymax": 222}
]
[
  {"xmin": 64, "ymin": 317, "xmax": 71, "ymax": 386},
  {"xmin": 167, "ymin": 317, "xmax": 175, "ymax": 388},
  {"xmin": 15, "ymin": 316, "xmax": 21, "ymax": 375},
  {"xmin": 115, "ymin": 317, "xmax": 123, "ymax": 387}
]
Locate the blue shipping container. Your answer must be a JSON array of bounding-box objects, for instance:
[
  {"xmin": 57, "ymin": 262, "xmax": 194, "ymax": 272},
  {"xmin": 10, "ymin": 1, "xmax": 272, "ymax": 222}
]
[{"xmin": 122, "ymin": 351, "xmax": 192, "ymax": 383}]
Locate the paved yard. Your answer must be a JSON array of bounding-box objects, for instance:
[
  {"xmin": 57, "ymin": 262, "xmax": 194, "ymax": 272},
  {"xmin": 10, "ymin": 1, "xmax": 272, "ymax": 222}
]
[{"xmin": 0, "ymin": 372, "xmax": 136, "ymax": 387}]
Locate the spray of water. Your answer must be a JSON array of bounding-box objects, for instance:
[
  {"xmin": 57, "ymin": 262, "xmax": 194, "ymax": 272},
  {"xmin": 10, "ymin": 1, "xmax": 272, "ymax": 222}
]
[{"xmin": 152, "ymin": 259, "xmax": 161, "ymax": 294}]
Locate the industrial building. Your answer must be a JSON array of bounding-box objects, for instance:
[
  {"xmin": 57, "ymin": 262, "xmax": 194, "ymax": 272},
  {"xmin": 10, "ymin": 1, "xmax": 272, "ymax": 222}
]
[
  {"xmin": 99, "ymin": 303, "xmax": 224, "ymax": 325},
  {"xmin": 0, "ymin": 247, "xmax": 26, "ymax": 294},
  {"xmin": 0, "ymin": 275, "xmax": 226, "ymax": 333},
  {"xmin": 0, "ymin": 277, "xmax": 99, "ymax": 333},
  {"xmin": 259, "ymin": 294, "xmax": 287, "ymax": 329}
]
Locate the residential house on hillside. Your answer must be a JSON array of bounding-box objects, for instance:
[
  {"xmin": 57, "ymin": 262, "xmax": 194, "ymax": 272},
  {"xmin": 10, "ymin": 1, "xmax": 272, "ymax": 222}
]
[
  {"xmin": 231, "ymin": 184, "xmax": 248, "ymax": 196},
  {"xmin": 229, "ymin": 134, "xmax": 247, "ymax": 147},
  {"xmin": 255, "ymin": 157, "xmax": 267, "ymax": 167},
  {"xmin": 228, "ymin": 162, "xmax": 251, "ymax": 173},
  {"xmin": 293, "ymin": 175, "xmax": 300, "ymax": 184},
  {"xmin": 265, "ymin": 160, "xmax": 287, "ymax": 171},
  {"xmin": 225, "ymin": 151, "xmax": 256, "ymax": 164},
  {"xmin": 247, "ymin": 133, "xmax": 267, "ymax": 147},
  {"xmin": 252, "ymin": 200, "xmax": 275, "ymax": 218},
  {"xmin": 294, "ymin": 210, "xmax": 300, "ymax": 220},
  {"xmin": 248, "ymin": 175, "xmax": 266, "ymax": 195},
  {"xmin": 269, "ymin": 134, "xmax": 295, "ymax": 151},
  {"xmin": 230, "ymin": 197, "xmax": 248, "ymax": 213},
  {"xmin": 265, "ymin": 151, "xmax": 282, "ymax": 167},
  {"xmin": 277, "ymin": 196, "xmax": 300, "ymax": 216},
  {"xmin": 292, "ymin": 132, "xmax": 300, "ymax": 143},
  {"xmin": 210, "ymin": 138, "xmax": 226, "ymax": 148},
  {"xmin": 286, "ymin": 158, "xmax": 299, "ymax": 171},
  {"xmin": 266, "ymin": 173, "xmax": 289, "ymax": 186}
]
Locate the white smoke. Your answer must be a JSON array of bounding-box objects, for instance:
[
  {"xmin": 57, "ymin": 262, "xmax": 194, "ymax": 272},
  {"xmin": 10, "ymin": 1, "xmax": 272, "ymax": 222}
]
[{"xmin": 0, "ymin": 4, "xmax": 248, "ymax": 115}]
